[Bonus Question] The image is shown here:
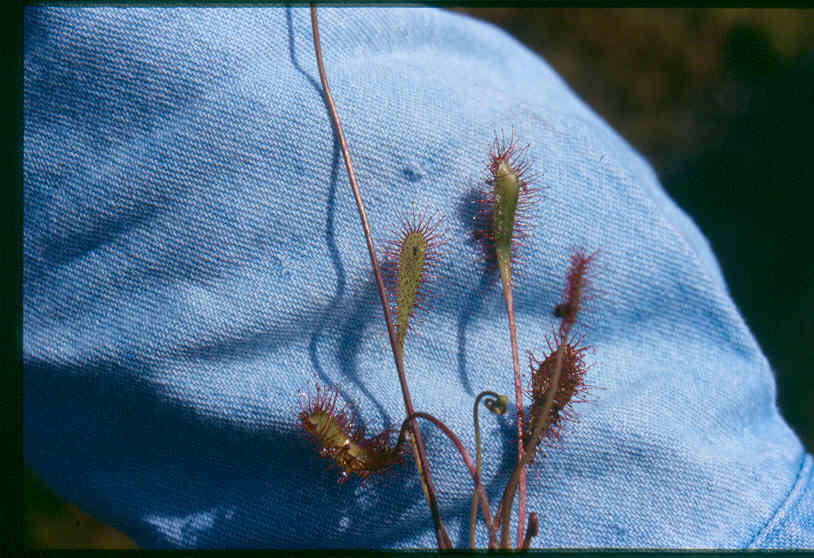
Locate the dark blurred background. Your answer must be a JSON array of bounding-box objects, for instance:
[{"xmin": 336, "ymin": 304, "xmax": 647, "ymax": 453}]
[{"xmin": 25, "ymin": 8, "xmax": 813, "ymax": 548}]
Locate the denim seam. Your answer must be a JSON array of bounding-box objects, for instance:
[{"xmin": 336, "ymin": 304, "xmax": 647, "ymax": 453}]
[{"xmin": 747, "ymin": 452, "xmax": 812, "ymax": 548}]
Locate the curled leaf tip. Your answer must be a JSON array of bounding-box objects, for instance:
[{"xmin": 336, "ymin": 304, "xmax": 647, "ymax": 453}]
[{"xmin": 484, "ymin": 393, "xmax": 509, "ymax": 415}]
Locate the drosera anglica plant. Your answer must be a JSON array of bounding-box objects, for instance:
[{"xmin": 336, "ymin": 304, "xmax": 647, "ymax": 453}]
[
  {"xmin": 554, "ymin": 249, "xmax": 599, "ymax": 337},
  {"xmin": 474, "ymin": 130, "xmax": 539, "ymax": 270},
  {"xmin": 380, "ymin": 207, "xmax": 448, "ymax": 534},
  {"xmin": 474, "ymin": 129, "xmax": 540, "ymax": 544},
  {"xmin": 525, "ymin": 251, "xmax": 599, "ymax": 458},
  {"xmin": 496, "ymin": 247, "xmax": 598, "ymax": 548},
  {"xmin": 525, "ymin": 333, "xmax": 590, "ymax": 459},
  {"xmin": 526, "ymin": 250, "xmax": 599, "ymax": 458},
  {"xmin": 380, "ymin": 208, "xmax": 446, "ymax": 352},
  {"xmin": 298, "ymin": 383, "xmax": 403, "ymax": 484},
  {"xmin": 306, "ymin": 5, "xmax": 599, "ymax": 550}
]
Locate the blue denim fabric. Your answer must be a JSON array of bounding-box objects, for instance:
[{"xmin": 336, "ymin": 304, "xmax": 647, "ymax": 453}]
[{"xmin": 23, "ymin": 6, "xmax": 812, "ymax": 549}]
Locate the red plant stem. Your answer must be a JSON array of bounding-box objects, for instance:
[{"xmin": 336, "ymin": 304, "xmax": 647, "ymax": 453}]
[
  {"xmin": 400, "ymin": 412, "xmax": 498, "ymax": 549},
  {"xmin": 309, "ymin": 6, "xmax": 451, "ymax": 550},
  {"xmin": 498, "ymin": 260, "xmax": 526, "ymax": 547}
]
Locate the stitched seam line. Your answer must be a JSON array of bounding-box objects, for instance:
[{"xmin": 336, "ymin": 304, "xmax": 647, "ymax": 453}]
[{"xmin": 747, "ymin": 452, "xmax": 812, "ymax": 548}]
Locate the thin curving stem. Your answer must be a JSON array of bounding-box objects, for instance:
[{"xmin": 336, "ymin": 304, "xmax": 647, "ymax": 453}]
[
  {"xmin": 469, "ymin": 390, "xmax": 506, "ymax": 549},
  {"xmin": 309, "ymin": 5, "xmax": 451, "ymax": 550},
  {"xmin": 399, "ymin": 412, "xmax": 498, "ymax": 550}
]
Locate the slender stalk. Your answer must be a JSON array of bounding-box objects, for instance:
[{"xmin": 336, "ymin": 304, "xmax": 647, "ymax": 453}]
[
  {"xmin": 498, "ymin": 340, "xmax": 566, "ymax": 548},
  {"xmin": 497, "ymin": 258, "xmax": 526, "ymax": 547},
  {"xmin": 469, "ymin": 391, "xmax": 505, "ymax": 549},
  {"xmin": 399, "ymin": 412, "xmax": 498, "ymax": 550},
  {"xmin": 309, "ymin": 6, "xmax": 451, "ymax": 549}
]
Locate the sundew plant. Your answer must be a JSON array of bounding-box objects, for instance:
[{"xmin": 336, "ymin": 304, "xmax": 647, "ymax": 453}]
[{"xmin": 298, "ymin": 7, "xmax": 599, "ymax": 550}]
